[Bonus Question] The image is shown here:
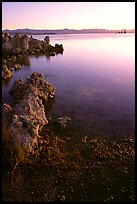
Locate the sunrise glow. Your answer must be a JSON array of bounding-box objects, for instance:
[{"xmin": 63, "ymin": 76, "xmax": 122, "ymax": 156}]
[{"xmin": 2, "ymin": 2, "xmax": 135, "ymax": 30}]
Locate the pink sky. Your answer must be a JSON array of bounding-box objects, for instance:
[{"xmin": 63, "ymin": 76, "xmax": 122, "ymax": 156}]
[{"xmin": 2, "ymin": 2, "xmax": 135, "ymax": 30}]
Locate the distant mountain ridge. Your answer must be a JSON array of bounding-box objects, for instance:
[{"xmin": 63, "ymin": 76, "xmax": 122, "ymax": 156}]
[{"xmin": 2, "ymin": 28, "xmax": 135, "ymax": 35}]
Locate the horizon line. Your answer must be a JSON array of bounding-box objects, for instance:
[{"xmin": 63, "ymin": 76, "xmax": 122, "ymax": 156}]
[{"xmin": 2, "ymin": 27, "xmax": 135, "ymax": 31}]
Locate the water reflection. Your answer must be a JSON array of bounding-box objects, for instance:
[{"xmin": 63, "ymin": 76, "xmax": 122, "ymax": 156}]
[
  {"xmin": 22, "ymin": 55, "xmax": 30, "ymax": 66},
  {"xmin": 2, "ymin": 33, "xmax": 135, "ymax": 139},
  {"xmin": 13, "ymin": 55, "xmax": 31, "ymax": 67}
]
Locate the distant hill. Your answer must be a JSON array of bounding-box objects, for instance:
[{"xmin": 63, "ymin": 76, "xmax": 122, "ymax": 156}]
[{"xmin": 2, "ymin": 28, "xmax": 135, "ymax": 35}]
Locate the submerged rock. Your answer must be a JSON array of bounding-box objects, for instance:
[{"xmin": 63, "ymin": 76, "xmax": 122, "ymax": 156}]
[{"xmin": 57, "ymin": 116, "xmax": 71, "ymax": 127}]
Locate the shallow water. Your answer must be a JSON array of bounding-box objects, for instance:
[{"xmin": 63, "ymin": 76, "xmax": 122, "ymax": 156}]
[{"xmin": 2, "ymin": 33, "xmax": 135, "ymax": 139}]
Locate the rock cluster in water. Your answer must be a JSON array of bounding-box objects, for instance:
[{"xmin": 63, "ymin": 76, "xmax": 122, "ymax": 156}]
[
  {"xmin": 2, "ymin": 72, "xmax": 55, "ymax": 153},
  {"xmin": 57, "ymin": 116, "xmax": 71, "ymax": 127},
  {"xmin": 2, "ymin": 32, "xmax": 64, "ymax": 79}
]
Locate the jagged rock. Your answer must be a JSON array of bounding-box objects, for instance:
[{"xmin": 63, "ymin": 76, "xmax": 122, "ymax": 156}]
[
  {"xmin": 10, "ymin": 92, "xmax": 48, "ymax": 150},
  {"xmin": 2, "ymin": 32, "xmax": 30, "ymax": 54},
  {"xmin": 29, "ymin": 39, "xmax": 43, "ymax": 51},
  {"xmin": 12, "ymin": 47, "xmax": 22, "ymax": 55},
  {"xmin": 2, "ymin": 33, "xmax": 64, "ymax": 80},
  {"xmin": 55, "ymin": 44, "xmax": 64, "ymax": 54},
  {"xmin": 2, "ymin": 64, "xmax": 14, "ymax": 79},
  {"xmin": 2, "ymin": 32, "xmax": 64, "ymax": 56},
  {"xmin": 2, "ymin": 103, "xmax": 13, "ymax": 125},
  {"xmin": 3, "ymin": 72, "xmax": 56, "ymax": 152},
  {"xmin": 11, "ymin": 55, "xmax": 17, "ymax": 62},
  {"xmin": 26, "ymin": 72, "xmax": 56, "ymax": 101},
  {"xmin": 10, "ymin": 72, "xmax": 56, "ymax": 103},
  {"xmin": 44, "ymin": 36, "xmax": 50, "ymax": 45},
  {"xmin": 2, "ymin": 55, "xmax": 24, "ymax": 79},
  {"xmin": 14, "ymin": 63, "xmax": 22, "ymax": 70},
  {"xmin": 10, "ymin": 79, "xmax": 25, "ymax": 101},
  {"xmin": 21, "ymin": 34, "xmax": 30, "ymax": 50},
  {"xmin": 2, "ymin": 41, "xmax": 12, "ymax": 51}
]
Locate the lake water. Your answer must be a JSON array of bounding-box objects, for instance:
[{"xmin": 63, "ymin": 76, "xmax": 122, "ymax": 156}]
[{"xmin": 2, "ymin": 33, "xmax": 135, "ymax": 139}]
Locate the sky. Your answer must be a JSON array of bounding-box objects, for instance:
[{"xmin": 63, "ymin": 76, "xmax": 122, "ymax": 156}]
[{"xmin": 2, "ymin": 2, "xmax": 135, "ymax": 30}]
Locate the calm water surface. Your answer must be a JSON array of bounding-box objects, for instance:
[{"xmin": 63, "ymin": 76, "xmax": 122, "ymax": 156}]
[{"xmin": 2, "ymin": 33, "xmax": 135, "ymax": 139}]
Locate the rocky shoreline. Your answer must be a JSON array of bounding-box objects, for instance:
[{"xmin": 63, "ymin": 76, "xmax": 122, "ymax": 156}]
[
  {"xmin": 2, "ymin": 34, "xmax": 135, "ymax": 202},
  {"xmin": 2, "ymin": 72, "xmax": 135, "ymax": 202},
  {"xmin": 2, "ymin": 32, "xmax": 64, "ymax": 79}
]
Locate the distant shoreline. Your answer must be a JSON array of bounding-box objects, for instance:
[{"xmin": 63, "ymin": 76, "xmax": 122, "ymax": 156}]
[
  {"xmin": 30, "ymin": 32, "xmax": 135, "ymax": 35},
  {"xmin": 4, "ymin": 32, "xmax": 135, "ymax": 36},
  {"xmin": 2, "ymin": 28, "xmax": 135, "ymax": 36}
]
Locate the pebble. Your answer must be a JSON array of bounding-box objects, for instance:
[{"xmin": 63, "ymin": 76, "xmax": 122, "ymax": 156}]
[
  {"xmin": 110, "ymin": 195, "xmax": 113, "ymax": 200},
  {"xmin": 61, "ymin": 195, "xmax": 65, "ymax": 201}
]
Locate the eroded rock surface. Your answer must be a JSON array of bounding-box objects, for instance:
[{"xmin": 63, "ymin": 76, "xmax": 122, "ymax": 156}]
[
  {"xmin": 2, "ymin": 32, "xmax": 64, "ymax": 79},
  {"xmin": 2, "ymin": 32, "xmax": 64, "ymax": 56},
  {"xmin": 2, "ymin": 72, "xmax": 55, "ymax": 152},
  {"xmin": 2, "ymin": 64, "xmax": 14, "ymax": 79},
  {"xmin": 10, "ymin": 72, "xmax": 55, "ymax": 102},
  {"xmin": 10, "ymin": 93, "xmax": 48, "ymax": 150}
]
